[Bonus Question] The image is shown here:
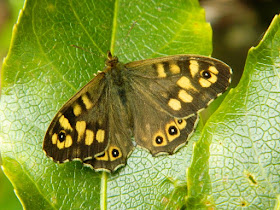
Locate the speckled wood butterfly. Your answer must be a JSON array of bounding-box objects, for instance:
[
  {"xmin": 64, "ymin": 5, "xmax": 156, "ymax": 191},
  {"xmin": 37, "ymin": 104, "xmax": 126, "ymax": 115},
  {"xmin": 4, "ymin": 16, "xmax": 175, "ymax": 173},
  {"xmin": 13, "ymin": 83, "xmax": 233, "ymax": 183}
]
[{"xmin": 43, "ymin": 52, "xmax": 232, "ymax": 172}]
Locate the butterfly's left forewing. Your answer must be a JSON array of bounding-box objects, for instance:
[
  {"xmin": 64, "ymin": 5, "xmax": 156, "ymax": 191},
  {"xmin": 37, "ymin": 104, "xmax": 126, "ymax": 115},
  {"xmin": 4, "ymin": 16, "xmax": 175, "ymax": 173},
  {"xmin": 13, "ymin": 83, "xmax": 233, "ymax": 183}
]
[
  {"xmin": 44, "ymin": 66, "xmax": 134, "ymax": 171},
  {"xmin": 43, "ymin": 73, "xmax": 111, "ymax": 163}
]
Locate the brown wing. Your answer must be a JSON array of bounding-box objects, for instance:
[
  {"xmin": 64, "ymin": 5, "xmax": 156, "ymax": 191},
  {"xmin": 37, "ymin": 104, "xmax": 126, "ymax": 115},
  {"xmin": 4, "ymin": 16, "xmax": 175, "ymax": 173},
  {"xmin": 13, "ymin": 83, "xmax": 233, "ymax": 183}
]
[
  {"xmin": 125, "ymin": 55, "xmax": 232, "ymax": 118},
  {"xmin": 124, "ymin": 55, "xmax": 231, "ymax": 155},
  {"xmin": 83, "ymin": 92, "xmax": 134, "ymax": 172},
  {"xmin": 43, "ymin": 73, "xmax": 111, "ymax": 162}
]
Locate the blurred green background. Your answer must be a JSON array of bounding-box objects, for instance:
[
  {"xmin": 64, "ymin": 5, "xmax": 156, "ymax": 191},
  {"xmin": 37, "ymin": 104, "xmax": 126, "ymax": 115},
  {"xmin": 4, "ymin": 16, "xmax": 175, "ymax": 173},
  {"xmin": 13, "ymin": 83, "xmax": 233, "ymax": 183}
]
[{"xmin": 0, "ymin": 0, "xmax": 279, "ymax": 209}]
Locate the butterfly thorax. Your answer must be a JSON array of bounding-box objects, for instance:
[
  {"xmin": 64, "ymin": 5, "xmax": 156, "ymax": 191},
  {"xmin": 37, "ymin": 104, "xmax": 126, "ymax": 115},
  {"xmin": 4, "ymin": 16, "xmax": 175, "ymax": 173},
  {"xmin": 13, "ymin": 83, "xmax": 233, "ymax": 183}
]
[
  {"xmin": 103, "ymin": 55, "xmax": 131, "ymax": 109},
  {"xmin": 104, "ymin": 55, "xmax": 126, "ymax": 83},
  {"xmin": 103, "ymin": 56, "xmax": 134, "ymax": 133},
  {"xmin": 105, "ymin": 53, "xmax": 119, "ymax": 69}
]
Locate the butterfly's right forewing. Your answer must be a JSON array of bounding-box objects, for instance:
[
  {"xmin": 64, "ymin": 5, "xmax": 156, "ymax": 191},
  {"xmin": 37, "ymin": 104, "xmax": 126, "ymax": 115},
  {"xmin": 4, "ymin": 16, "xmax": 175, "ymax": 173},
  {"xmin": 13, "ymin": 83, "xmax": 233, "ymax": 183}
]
[{"xmin": 125, "ymin": 55, "xmax": 232, "ymax": 118}]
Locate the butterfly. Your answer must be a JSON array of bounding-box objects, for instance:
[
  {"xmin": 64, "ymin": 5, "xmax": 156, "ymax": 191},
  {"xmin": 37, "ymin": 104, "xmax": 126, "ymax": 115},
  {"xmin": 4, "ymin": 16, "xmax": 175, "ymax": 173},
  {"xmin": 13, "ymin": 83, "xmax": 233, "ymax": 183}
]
[{"xmin": 43, "ymin": 52, "xmax": 232, "ymax": 172}]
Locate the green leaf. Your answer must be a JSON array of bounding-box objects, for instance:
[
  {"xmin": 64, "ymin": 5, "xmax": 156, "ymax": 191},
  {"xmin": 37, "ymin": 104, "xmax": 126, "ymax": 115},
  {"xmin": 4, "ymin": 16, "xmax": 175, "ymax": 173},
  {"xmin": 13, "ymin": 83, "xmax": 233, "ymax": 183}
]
[
  {"xmin": 186, "ymin": 15, "xmax": 280, "ymax": 209},
  {"xmin": 0, "ymin": 165, "xmax": 22, "ymax": 210},
  {"xmin": 0, "ymin": 1, "xmax": 26, "ymax": 209},
  {"xmin": 0, "ymin": 0, "xmax": 212, "ymax": 209}
]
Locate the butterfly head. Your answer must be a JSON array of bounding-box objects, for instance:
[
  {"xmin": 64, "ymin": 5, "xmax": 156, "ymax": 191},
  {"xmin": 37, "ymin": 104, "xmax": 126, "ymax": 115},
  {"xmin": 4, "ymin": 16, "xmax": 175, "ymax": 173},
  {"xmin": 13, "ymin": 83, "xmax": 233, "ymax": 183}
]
[{"xmin": 106, "ymin": 51, "xmax": 119, "ymax": 68}]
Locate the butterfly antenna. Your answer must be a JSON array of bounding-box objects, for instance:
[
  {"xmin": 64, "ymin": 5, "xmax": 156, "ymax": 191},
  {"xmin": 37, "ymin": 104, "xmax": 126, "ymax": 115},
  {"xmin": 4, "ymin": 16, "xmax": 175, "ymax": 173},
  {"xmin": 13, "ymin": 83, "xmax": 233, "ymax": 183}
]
[
  {"xmin": 126, "ymin": 20, "xmax": 138, "ymax": 37},
  {"xmin": 113, "ymin": 20, "xmax": 138, "ymax": 59},
  {"xmin": 70, "ymin": 45, "xmax": 107, "ymax": 59},
  {"xmin": 70, "ymin": 45, "xmax": 93, "ymax": 54}
]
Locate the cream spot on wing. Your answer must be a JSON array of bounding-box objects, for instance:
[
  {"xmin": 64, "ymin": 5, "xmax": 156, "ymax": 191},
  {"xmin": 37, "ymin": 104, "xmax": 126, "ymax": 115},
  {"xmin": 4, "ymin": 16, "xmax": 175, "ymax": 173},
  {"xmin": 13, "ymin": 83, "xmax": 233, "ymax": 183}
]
[
  {"xmin": 168, "ymin": 98, "xmax": 181, "ymax": 110},
  {"xmin": 57, "ymin": 140, "xmax": 65, "ymax": 149},
  {"xmin": 96, "ymin": 129, "xmax": 105, "ymax": 143},
  {"xmin": 178, "ymin": 89, "xmax": 193, "ymax": 103},
  {"xmin": 176, "ymin": 76, "xmax": 190, "ymax": 89},
  {"xmin": 65, "ymin": 135, "xmax": 73, "ymax": 148},
  {"xmin": 208, "ymin": 73, "xmax": 217, "ymax": 84},
  {"xmin": 85, "ymin": 129, "xmax": 94, "ymax": 145},
  {"xmin": 199, "ymin": 78, "xmax": 212, "ymax": 87},
  {"xmin": 52, "ymin": 133, "xmax": 58, "ymax": 144},
  {"xmin": 95, "ymin": 152, "xmax": 109, "ymax": 161},
  {"xmin": 73, "ymin": 103, "xmax": 82, "ymax": 116},
  {"xmin": 175, "ymin": 119, "xmax": 187, "ymax": 130},
  {"xmin": 82, "ymin": 94, "xmax": 93, "ymax": 110},
  {"xmin": 176, "ymin": 76, "xmax": 197, "ymax": 91},
  {"xmin": 170, "ymin": 63, "xmax": 180, "ymax": 74},
  {"xmin": 59, "ymin": 115, "xmax": 73, "ymax": 131},
  {"xmin": 189, "ymin": 60, "xmax": 199, "ymax": 77},
  {"xmin": 76, "ymin": 121, "xmax": 86, "ymax": 142},
  {"xmin": 157, "ymin": 63, "xmax": 166, "ymax": 78},
  {"xmin": 209, "ymin": 66, "xmax": 219, "ymax": 74}
]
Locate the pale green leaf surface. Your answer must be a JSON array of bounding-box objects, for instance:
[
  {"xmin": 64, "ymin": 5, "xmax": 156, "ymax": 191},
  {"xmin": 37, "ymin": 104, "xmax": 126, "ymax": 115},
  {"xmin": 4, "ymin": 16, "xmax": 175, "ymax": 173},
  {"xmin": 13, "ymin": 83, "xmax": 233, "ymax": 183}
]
[
  {"xmin": 0, "ymin": 1, "xmax": 26, "ymax": 209},
  {"xmin": 0, "ymin": 0, "xmax": 212, "ymax": 209},
  {"xmin": 186, "ymin": 15, "xmax": 280, "ymax": 209}
]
